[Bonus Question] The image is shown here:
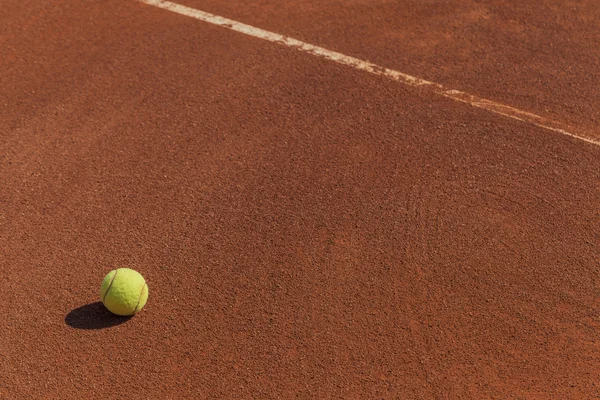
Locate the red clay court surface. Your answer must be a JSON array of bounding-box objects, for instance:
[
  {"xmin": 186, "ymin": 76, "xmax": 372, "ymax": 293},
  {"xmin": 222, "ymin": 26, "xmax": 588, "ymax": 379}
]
[{"xmin": 1, "ymin": 0, "xmax": 599, "ymax": 398}]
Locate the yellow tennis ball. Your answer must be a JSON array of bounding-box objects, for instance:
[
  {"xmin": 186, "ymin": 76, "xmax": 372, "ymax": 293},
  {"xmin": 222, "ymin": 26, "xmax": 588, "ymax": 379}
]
[{"xmin": 100, "ymin": 268, "xmax": 149, "ymax": 316}]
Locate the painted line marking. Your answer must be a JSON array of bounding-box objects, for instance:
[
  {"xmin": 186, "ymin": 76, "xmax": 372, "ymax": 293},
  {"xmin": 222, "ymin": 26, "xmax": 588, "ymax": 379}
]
[{"xmin": 138, "ymin": 0, "xmax": 600, "ymax": 147}]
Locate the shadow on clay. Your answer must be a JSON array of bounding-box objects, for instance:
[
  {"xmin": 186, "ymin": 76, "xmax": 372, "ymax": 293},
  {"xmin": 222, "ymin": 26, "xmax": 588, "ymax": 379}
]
[{"xmin": 65, "ymin": 302, "xmax": 131, "ymax": 330}]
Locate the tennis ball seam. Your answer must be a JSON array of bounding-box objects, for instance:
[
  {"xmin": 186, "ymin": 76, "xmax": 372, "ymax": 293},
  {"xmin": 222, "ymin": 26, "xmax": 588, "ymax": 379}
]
[
  {"xmin": 132, "ymin": 283, "xmax": 148, "ymax": 315},
  {"xmin": 102, "ymin": 269, "xmax": 119, "ymax": 303}
]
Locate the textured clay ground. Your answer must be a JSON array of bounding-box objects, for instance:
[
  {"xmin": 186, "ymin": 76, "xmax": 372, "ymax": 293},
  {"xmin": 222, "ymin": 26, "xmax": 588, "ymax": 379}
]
[{"xmin": 1, "ymin": 0, "xmax": 599, "ymax": 398}]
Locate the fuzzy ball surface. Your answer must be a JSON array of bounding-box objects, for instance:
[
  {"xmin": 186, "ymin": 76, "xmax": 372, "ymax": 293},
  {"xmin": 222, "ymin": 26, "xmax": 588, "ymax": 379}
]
[{"xmin": 100, "ymin": 268, "xmax": 149, "ymax": 316}]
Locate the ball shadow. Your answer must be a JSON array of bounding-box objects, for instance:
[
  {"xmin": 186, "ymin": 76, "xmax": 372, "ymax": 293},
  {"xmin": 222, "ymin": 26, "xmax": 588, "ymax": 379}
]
[{"xmin": 65, "ymin": 302, "xmax": 132, "ymax": 330}]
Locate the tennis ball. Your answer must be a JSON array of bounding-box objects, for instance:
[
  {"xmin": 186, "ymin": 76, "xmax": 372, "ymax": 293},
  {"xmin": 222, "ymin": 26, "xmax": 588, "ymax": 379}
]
[{"xmin": 100, "ymin": 268, "xmax": 149, "ymax": 316}]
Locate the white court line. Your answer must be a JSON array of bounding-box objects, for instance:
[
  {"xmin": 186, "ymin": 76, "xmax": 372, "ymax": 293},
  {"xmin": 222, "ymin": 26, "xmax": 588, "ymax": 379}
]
[{"xmin": 138, "ymin": 0, "xmax": 600, "ymax": 147}]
